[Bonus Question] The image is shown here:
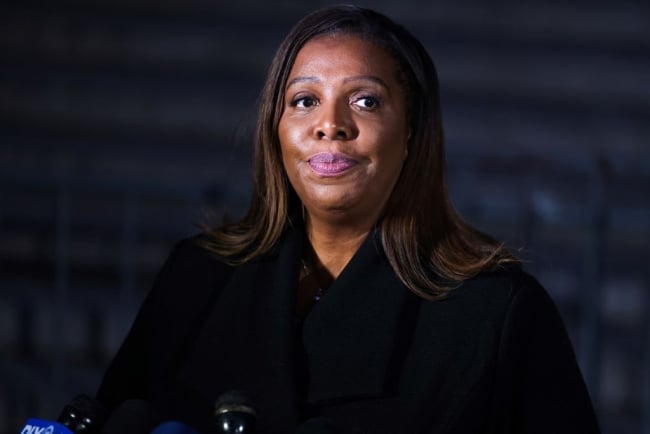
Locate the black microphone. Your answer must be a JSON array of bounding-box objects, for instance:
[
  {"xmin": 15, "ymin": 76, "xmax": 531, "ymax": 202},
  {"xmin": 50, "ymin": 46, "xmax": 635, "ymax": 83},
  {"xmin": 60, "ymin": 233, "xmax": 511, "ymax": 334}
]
[
  {"xmin": 295, "ymin": 417, "xmax": 347, "ymax": 433},
  {"xmin": 99, "ymin": 399, "xmax": 161, "ymax": 434},
  {"xmin": 58, "ymin": 394, "xmax": 109, "ymax": 433},
  {"xmin": 214, "ymin": 391, "xmax": 257, "ymax": 434}
]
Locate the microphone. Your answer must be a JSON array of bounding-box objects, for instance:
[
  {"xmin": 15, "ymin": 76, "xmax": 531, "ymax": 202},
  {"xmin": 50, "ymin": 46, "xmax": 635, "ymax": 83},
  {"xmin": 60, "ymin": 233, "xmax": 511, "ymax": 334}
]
[
  {"xmin": 18, "ymin": 395, "xmax": 108, "ymax": 434},
  {"xmin": 214, "ymin": 391, "xmax": 257, "ymax": 434},
  {"xmin": 58, "ymin": 394, "xmax": 109, "ymax": 433},
  {"xmin": 150, "ymin": 421, "xmax": 199, "ymax": 434},
  {"xmin": 99, "ymin": 399, "xmax": 161, "ymax": 434},
  {"xmin": 18, "ymin": 420, "xmax": 73, "ymax": 434}
]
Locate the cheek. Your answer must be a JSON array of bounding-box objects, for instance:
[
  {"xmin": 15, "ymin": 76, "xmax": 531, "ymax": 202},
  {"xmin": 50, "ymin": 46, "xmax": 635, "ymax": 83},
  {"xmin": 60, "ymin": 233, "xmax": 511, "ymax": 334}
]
[
  {"xmin": 278, "ymin": 127, "xmax": 303, "ymax": 187},
  {"xmin": 278, "ymin": 120, "xmax": 303, "ymax": 159},
  {"xmin": 373, "ymin": 137, "xmax": 408, "ymax": 186},
  {"xmin": 368, "ymin": 128, "xmax": 407, "ymax": 164}
]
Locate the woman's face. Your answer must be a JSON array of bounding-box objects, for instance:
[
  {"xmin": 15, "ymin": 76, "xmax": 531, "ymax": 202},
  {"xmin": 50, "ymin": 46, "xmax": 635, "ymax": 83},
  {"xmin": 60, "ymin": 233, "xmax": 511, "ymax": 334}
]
[{"xmin": 278, "ymin": 34, "xmax": 409, "ymax": 226}]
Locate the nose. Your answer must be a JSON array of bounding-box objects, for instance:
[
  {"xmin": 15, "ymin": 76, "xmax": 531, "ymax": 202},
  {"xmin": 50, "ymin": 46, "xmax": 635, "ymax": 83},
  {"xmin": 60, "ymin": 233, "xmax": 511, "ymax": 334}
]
[{"xmin": 313, "ymin": 101, "xmax": 358, "ymax": 140}]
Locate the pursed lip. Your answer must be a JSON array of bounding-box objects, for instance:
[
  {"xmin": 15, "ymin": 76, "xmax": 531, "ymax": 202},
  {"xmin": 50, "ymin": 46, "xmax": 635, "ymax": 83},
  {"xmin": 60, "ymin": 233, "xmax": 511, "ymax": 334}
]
[{"xmin": 308, "ymin": 152, "xmax": 358, "ymax": 176}]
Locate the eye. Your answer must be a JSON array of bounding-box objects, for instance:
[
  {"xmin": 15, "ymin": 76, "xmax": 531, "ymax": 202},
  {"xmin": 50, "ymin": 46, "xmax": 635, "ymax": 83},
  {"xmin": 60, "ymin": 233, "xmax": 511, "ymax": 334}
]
[
  {"xmin": 291, "ymin": 95, "xmax": 318, "ymax": 109},
  {"xmin": 351, "ymin": 95, "xmax": 381, "ymax": 110}
]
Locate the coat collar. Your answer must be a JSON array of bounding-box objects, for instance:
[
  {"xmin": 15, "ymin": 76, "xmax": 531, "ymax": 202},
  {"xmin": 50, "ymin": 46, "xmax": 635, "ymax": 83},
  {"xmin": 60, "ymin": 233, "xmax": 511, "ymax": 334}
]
[
  {"xmin": 178, "ymin": 225, "xmax": 420, "ymax": 426},
  {"xmin": 302, "ymin": 230, "xmax": 420, "ymax": 404}
]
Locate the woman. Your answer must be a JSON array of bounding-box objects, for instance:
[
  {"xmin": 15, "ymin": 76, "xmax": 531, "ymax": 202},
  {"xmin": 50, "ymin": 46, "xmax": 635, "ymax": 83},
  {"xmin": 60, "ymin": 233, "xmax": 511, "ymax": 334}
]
[{"xmin": 96, "ymin": 5, "xmax": 600, "ymax": 433}]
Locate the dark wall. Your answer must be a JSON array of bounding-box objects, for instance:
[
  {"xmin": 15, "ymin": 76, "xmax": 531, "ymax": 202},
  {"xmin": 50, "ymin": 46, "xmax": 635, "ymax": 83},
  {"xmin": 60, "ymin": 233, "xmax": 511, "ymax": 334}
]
[{"xmin": 1, "ymin": 1, "xmax": 649, "ymax": 432}]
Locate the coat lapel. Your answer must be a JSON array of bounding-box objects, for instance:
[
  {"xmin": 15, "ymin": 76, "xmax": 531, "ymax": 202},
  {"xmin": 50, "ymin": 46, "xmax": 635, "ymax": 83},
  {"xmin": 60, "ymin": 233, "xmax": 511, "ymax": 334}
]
[
  {"xmin": 303, "ymin": 230, "xmax": 421, "ymax": 404},
  {"xmin": 177, "ymin": 227, "xmax": 303, "ymax": 432},
  {"xmin": 177, "ymin": 225, "xmax": 421, "ymax": 426}
]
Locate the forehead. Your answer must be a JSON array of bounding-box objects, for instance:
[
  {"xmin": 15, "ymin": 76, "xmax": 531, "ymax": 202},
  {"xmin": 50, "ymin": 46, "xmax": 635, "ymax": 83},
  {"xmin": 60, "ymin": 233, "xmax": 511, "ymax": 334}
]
[{"xmin": 287, "ymin": 34, "xmax": 400, "ymax": 82}]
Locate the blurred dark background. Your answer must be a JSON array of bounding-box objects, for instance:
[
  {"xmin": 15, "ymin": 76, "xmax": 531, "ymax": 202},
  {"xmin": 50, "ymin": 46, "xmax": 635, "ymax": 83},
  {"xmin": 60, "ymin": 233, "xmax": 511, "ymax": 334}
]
[{"xmin": 0, "ymin": 0, "xmax": 648, "ymax": 432}]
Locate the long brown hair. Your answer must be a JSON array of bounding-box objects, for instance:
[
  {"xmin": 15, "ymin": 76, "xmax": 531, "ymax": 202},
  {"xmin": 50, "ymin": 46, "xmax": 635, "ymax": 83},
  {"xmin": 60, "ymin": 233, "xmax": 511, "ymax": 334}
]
[{"xmin": 203, "ymin": 5, "xmax": 518, "ymax": 299}]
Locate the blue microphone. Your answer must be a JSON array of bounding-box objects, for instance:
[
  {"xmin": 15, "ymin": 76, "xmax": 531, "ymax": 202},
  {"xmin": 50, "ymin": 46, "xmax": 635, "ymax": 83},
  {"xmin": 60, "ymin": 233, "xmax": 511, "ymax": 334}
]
[
  {"xmin": 150, "ymin": 421, "xmax": 199, "ymax": 434},
  {"xmin": 18, "ymin": 395, "xmax": 108, "ymax": 434},
  {"xmin": 18, "ymin": 419, "xmax": 73, "ymax": 434}
]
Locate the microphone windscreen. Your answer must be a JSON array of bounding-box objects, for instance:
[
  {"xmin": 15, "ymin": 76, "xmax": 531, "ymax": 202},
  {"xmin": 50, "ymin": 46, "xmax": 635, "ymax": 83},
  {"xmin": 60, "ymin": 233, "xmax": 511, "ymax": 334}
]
[
  {"xmin": 58, "ymin": 394, "xmax": 109, "ymax": 433},
  {"xmin": 214, "ymin": 390, "xmax": 256, "ymax": 434},
  {"xmin": 100, "ymin": 399, "xmax": 161, "ymax": 434},
  {"xmin": 214, "ymin": 390, "xmax": 256, "ymax": 415},
  {"xmin": 150, "ymin": 421, "xmax": 200, "ymax": 434},
  {"xmin": 295, "ymin": 417, "xmax": 345, "ymax": 433}
]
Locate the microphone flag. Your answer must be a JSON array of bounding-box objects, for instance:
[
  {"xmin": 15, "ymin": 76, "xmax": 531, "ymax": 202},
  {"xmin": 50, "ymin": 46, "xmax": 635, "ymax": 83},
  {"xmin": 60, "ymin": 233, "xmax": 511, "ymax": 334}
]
[{"xmin": 18, "ymin": 419, "xmax": 73, "ymax": 434}]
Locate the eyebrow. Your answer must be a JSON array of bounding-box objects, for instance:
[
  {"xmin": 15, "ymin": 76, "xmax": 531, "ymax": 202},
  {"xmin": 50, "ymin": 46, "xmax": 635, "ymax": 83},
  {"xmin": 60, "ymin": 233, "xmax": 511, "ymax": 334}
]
[
  {"xmin": 285, "ymin": 75, "xmax": 388, "ymax": 89},
  {"xmin": 286, "ymin": 76, "xmax": 319, "ymax": 88}
]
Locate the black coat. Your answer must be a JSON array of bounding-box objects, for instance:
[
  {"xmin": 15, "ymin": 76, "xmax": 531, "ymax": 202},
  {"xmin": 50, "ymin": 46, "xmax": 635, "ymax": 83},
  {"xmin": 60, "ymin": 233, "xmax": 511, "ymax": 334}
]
[{"xmin": 96, "ymin": 227, "xmax": 600, "ymax": 433}]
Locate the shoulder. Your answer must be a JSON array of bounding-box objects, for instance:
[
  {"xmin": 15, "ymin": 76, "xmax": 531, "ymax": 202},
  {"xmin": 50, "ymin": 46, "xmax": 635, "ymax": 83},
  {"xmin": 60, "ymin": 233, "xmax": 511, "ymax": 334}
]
[
  {"xmin": 154, "ymin": 233, "xmax": 237, "ymax": 289},
  {"xmin": 142, "ymin": 234, "xmax": 236, "ymax": 318},
  {"xmin": 440, "ymin": 265, "xmax": 551, "ymax": 315},
  {"xmin": 415, "ymin": 268, "xmax": 599, "ymax": 431},
  {"xmin": 416, "ymin": 266, "xmax": 562, "ymax": 344},
  {"xmin": 463, "ymin": 271, "xmax": 600, "ymax": 432},
  {"xmin": 163, "ymin": 233, "xmax": 231, "ymax": 273},
  {"xmin": 451, "ymin": 266, "xmax": 574, "ymax": 362},
  {"xmin": 458, "ymin": 264, "xmax": 542, "ymax": 294}
]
